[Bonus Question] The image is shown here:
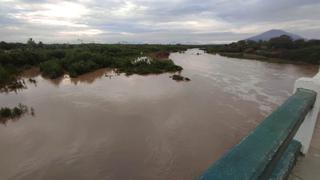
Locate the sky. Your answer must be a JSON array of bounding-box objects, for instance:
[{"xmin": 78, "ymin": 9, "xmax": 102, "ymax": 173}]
[{"xmin": 0, "ymin": 0, "xmax": 320, "ymax": 44}]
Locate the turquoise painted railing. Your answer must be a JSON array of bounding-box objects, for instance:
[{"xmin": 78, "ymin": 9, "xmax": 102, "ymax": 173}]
[{"xmin": 199, "ymin": 69, "xmax": 320, "ymax": 180}]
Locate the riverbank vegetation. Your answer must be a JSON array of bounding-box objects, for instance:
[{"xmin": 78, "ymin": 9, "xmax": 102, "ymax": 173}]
[
  {"xmin": 0, "ymin": 39, "xmax": 190, "ymax": 90},
  {"xmin": 2, "ymin": 36, "xmax": 318, "ymax": 90},
  {"xmin": 202, "ymin": 35, "xmax": 320, "ymax": 64}
]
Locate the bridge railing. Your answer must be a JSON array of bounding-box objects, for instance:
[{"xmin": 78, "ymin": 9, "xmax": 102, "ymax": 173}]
[
  {"xmin": 293, "ymin": 70, "xmax": 320, "ymax": 154},
  {"xmin": 199, "ymin": 68, "xmax": 320, "ymax": 180}
]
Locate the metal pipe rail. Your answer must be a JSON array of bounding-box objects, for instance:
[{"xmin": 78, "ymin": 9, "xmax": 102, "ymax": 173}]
[{"xmin": 199, "ymin": 69, "xmax": 320, "ymax": 180}]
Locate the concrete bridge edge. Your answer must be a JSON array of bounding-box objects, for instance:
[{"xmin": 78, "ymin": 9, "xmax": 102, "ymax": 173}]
[{"xmin": 294, "ymin": 68, "xmax": 320, "ymax": 154}]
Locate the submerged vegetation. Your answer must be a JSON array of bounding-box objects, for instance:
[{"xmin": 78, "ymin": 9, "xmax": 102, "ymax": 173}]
[
  {"xmin": 170, "ymin": 74, "xmax": 190, "ymax": 81},
  {"xmin": 0, "ymin": 103, "xmax": 31, "ymax": 124},
  {"xmin": 0, "ymin": 39, "xmax": 191, "ymax": 90},
  {"xmin": 202, "ymin": 35, "xmax": 320, "ymax": 64}
]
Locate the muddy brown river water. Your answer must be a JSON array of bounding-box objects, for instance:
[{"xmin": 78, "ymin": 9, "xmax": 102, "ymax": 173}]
[{"xmin": 0, "ymin": 49, "xmax": 318, "ymax": 180}]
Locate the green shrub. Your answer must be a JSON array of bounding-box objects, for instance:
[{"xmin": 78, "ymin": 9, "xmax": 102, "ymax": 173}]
[
  {"xmin": 0, "ymin": 65, "xmax": 11, "ymax": 84},
  {"xmin": 0, "ymin": 107, "xmax": 12, "ymax": 117},
  {"xmin": 0, "ymin": 104, "xmax": 28, "ymax": 119},
  {"xmin": 40, "ymin": 59, "xmax": 64, "ymax": 78},
  {"xmin": 68, "ymin": 60, "xmax": 99, "ymax": 77}
]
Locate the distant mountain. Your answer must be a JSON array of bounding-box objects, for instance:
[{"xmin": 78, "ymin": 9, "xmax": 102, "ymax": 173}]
[{"xmin": 247, "ymin": 29, "xmax": 303, "ymax": 41}]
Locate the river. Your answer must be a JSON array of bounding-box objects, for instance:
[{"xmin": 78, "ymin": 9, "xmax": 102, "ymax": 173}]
[{"xmin": 0, "ymin": 49, "xmax": 318, "ymax": 180}]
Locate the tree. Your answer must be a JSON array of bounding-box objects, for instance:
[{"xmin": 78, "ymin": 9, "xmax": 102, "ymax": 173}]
[
  {"xmin": 269, "ymin": 35, "xmax": 293, "ymax": 49},
  {"xmin": 27, "ymin": 38, "xmax": 37, "ymax": 48},
  {"xmin": 0, "ymin": 41, "xmax": 10, "ymax": 50},
  {"xmin": 38, "ymin": 41, "xmax": 44, "ymax": 48}
]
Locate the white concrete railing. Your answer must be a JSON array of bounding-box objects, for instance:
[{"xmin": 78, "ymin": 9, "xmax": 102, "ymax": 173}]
[{"xmin": 294, "ymin": 67, "xmax": 320, "ymax": 154}]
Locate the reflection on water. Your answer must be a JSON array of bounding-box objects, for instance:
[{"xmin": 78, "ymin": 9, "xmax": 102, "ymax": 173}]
[
  {"xmin": 22, "ymin": 68, "xmax": 120, "ymax": 87},
  {"xmin": 52, "ymin": 69, "xmax": 121, "ymax": 86},
  {"xmin": 0, "ymin": 49, "xmax": 318, "ymax": 180}
]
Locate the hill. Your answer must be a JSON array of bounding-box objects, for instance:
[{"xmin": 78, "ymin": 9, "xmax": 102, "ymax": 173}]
[{"xmin": 247, "ymin": 29, "xmax": 303, "ymax": 41}]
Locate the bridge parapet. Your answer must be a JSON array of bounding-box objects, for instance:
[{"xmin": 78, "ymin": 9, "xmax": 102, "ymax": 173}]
[
  {"xmin": 199, "ymin": 68, "xmax": 320, "ymax": 180},
  {"xmin": 294, "ymin": 69, "xmax": 320, "ymax": 154}
]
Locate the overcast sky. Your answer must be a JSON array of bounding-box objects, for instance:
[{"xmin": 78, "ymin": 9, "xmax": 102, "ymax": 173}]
[{"xmin": 1, "ymin": 0, "xmax": 320, "ymax": 44}]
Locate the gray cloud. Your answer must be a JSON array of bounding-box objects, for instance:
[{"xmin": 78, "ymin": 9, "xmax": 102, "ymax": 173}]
[{"xmin": 0, "ymin": 0, "xmax": 319, "ymax": 43}]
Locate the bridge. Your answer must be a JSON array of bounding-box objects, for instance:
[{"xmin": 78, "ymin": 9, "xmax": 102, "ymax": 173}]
[{"xmin": 199, "ymin": 69, "xmax": 320, "ymax": 180}]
